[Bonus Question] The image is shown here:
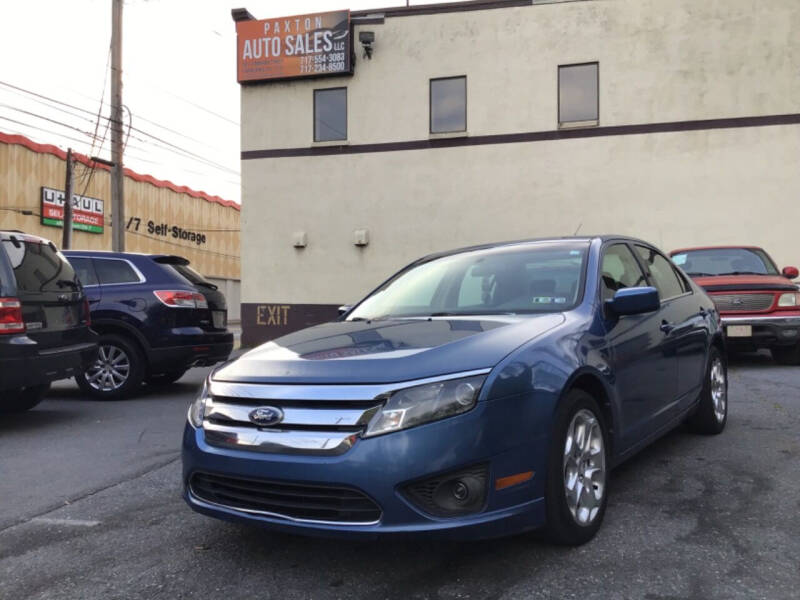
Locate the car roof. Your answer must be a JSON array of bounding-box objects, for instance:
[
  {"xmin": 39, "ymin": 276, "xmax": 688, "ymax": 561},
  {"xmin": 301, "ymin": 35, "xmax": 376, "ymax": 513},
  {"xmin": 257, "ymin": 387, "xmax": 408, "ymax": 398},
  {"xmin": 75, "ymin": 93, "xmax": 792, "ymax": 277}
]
[
  {"xmin": 415, "ymin": 235, "xmax": 656, "ymax": 264},
  {"xmin": 670, "ymin": 245, "xmax": 765, "ymax": 255},
  {"xmin": 63, "ymin": 249, "xmax": 179, "ymax": 259}
]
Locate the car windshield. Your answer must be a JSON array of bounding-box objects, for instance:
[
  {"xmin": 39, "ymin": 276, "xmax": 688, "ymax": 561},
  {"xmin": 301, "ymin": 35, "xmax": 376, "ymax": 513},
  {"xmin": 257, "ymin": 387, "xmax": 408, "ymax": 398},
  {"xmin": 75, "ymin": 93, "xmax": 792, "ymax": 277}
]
[
  {"xmin": 671, "ymin": 248, "xmax": 778, "ymax": 276},
  {"xmin": 347, "ymin": 241, "xmax": 589, "ymax": 320}
]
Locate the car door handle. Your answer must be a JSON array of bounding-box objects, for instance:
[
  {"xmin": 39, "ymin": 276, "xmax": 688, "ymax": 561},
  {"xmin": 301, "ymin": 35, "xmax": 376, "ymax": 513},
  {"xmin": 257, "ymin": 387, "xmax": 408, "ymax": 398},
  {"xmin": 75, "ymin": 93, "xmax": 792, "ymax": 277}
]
[{"xmin": 660, "ymin": 320, "xmax": 673, "ymax": 334}]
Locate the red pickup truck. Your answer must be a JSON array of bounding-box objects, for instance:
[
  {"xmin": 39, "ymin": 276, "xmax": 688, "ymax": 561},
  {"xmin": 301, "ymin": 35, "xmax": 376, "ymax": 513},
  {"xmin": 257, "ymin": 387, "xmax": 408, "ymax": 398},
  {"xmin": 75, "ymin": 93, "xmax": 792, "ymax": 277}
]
[{"xmin": 669, "ymin": 246, "xmax": 800, "ymax": 364}]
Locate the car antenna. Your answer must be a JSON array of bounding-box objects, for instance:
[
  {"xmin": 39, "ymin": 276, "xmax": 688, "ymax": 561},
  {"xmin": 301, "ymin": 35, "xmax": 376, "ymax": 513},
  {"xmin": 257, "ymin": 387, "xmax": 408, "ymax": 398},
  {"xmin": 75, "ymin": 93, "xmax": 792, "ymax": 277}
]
[{"xmin": 573, "ymin": 223, "xmax": 582, "ymax": 236}]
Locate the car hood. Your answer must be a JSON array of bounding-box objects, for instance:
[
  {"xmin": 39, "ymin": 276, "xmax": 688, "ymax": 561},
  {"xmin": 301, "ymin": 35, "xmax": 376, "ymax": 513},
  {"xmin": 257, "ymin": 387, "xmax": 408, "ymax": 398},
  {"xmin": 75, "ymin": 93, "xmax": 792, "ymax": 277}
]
[
  {"xmin": 691, "ymin": 274, "xmax": 798, "ymax": 292},
  {"xmin": 213, "ymin": 314, "xmax": 565, "ymax": 384}
]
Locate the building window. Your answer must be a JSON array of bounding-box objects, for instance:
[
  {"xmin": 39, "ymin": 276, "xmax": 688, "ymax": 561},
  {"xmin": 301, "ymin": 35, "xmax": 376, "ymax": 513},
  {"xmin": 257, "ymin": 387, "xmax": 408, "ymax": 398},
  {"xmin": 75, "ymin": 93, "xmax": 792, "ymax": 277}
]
[
  {"xmin": 558, "ymin": 62, "xmax": 598, "ymax": 126},
  {"xmin": 314, "ymin": 87, "xmax": 347, "ymax": 142},
  {"xmin": 430, "ymin": 76, "xmax": 466, "ymax": 134}
]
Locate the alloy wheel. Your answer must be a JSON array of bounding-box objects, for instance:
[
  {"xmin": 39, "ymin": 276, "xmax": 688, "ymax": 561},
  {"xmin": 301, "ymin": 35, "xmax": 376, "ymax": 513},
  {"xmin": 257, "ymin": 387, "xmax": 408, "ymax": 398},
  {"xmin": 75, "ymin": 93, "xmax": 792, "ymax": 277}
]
[
  {"xmin": 563, "ymin": 408, "xmax": 606, "ymax": 526},
  {"xmin": 710, "ymin": 357, "xmax": 727, "ymax": 422},
  {"xmin": 85, "ymin": 344, "xmax": 131, "ymax": 392}
]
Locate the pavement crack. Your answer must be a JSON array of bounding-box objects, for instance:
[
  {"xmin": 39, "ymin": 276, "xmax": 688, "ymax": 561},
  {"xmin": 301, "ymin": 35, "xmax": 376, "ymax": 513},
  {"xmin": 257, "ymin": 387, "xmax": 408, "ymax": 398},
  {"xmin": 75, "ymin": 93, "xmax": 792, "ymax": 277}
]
[{"xmin": 0, "ymin": 454, "xmax": 180, "ymax": 535}]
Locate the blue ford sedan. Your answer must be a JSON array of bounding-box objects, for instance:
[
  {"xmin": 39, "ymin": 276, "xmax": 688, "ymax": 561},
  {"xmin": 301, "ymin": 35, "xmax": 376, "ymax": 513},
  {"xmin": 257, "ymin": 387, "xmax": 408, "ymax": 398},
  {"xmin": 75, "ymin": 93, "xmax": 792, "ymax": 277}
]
[{"xmin": 183, "ymin": 236, "xmax": 727, "ymax": 544}]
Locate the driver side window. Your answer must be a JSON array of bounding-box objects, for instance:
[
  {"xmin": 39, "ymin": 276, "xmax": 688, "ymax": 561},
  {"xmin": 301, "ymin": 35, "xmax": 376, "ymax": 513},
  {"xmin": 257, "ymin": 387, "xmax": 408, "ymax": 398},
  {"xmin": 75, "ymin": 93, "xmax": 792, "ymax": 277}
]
[{"xmin": 601, "ymin": 244, "xmax": 648, "ymax": 303}]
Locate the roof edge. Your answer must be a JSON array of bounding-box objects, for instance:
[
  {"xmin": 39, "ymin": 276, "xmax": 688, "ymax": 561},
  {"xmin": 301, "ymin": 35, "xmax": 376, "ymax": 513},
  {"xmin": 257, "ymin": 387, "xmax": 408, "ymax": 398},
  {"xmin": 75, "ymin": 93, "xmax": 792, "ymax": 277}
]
[
  {"xmin": 0, "ymin": 131, "xmax": 240, "ymax": 212},
  {"xmin": 352, "ymin": 0, "xmax": 533, "ymax": 19}
]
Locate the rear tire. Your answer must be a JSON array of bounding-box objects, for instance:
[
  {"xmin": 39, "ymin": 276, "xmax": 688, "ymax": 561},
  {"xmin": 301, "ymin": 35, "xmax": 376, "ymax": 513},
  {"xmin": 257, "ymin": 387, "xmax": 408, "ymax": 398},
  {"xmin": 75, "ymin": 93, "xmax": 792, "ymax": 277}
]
[
  {"xmin": 543, "ymin": 389, "xmax": 609, "ymax": 546},
  {"xmin": 771, "ymin": 344, "xmax": 800, "ymax": 366},
  {"xmin": 76, "ymin": 333, "xmax": 144, "ymax": 400},
  {"xmin": 145, "ymin": 369, "xmax": 188, "ymax": 386},
  {"xmin": 0, "ymin": 384, "xmax": 50, "ymax": 413},
  {"xmin": 687, "ymin": 346, "xmax": 727, "ymax": 435}
]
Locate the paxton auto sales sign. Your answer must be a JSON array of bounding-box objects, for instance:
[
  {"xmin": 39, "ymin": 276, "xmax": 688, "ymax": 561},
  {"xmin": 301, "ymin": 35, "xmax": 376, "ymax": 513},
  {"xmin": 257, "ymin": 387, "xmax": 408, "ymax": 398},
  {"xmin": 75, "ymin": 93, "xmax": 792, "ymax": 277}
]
[
  {"xmin": 235, "ymin": 10, "xmax": 351, "ymax": 83},
  {"xmin": 41, "ymin": 186, "xmax": 104, "ymax": 234}
]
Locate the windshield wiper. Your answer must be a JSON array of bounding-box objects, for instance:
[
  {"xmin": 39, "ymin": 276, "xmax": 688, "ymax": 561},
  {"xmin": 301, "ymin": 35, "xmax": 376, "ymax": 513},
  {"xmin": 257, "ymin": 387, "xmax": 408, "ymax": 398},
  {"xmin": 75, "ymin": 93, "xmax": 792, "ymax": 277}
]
[
  {"xmin": 193, "ymin": 281, "xmax": 218, "ymax": 290},
  {"xmin": 717, "ymin": 271, "xmax": 765, "ymax": 276},
  {"xmin": 685, "ymin": 272, "xmax": 716, "ymax": 276}
]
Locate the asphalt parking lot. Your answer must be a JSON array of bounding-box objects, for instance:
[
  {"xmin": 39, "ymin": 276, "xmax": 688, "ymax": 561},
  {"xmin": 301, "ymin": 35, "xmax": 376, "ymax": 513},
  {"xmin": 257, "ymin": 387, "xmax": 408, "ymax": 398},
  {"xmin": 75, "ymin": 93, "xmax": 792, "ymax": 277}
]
[{"xmin": 1, "ymin": 354, "xmax": 799, "ymax": 600}]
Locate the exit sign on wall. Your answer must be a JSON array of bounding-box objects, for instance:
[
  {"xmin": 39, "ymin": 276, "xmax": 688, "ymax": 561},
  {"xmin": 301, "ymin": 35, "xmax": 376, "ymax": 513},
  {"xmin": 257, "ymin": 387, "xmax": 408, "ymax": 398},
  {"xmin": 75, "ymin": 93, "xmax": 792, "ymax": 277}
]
[{"xmin": 40, "ymin": 186, "xmax": 105, "ymax": 234}]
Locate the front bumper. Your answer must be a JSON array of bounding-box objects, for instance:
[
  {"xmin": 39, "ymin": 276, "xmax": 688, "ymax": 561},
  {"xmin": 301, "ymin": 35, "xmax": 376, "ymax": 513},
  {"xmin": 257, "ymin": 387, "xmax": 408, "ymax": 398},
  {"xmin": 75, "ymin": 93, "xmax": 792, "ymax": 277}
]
[
  {"xmin": 721, "ymin": 314, "xmax": 800, "ymax": 348},
  {"xmin": 181, "ymin": 393, "xmax": 549, "ymax": 540}
]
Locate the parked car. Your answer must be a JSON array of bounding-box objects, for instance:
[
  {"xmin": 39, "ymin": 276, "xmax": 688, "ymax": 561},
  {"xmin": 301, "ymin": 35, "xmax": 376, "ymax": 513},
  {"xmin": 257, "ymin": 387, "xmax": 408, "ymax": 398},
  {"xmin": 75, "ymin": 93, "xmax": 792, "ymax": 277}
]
[
  {"xmin": 0, "ymin": 231, "xmax": 97, "ymax": 412},
  {"xmin": 63, "ymin": 251, "xmax": 234, "ymax": 399},
  {"xmin": 183, "ymin": 236, "xmax": 726, "ymax": 544},
  {"xmin": 669, "ymin": 246, "xmax": 800, "ymax": 364}
]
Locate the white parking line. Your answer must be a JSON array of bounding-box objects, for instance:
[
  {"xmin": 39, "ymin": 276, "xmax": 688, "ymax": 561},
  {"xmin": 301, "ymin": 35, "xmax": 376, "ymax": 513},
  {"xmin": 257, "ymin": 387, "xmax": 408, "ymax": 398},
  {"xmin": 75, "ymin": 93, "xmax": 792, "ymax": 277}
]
[{"xmin": 31, "ymin": 517, "xmax": 100, "ymax": 527}]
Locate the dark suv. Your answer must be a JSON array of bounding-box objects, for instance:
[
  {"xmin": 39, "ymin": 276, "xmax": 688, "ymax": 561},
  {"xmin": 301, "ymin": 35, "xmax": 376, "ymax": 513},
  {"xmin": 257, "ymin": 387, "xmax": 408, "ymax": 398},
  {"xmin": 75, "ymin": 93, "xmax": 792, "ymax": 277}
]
[
  {"xmin": 0, "ymin": 231, "xmax": 97, "ymax": 412},
  {"xmin": 63, "ymin": 251, "xmax": 234, "ymax": 399}
]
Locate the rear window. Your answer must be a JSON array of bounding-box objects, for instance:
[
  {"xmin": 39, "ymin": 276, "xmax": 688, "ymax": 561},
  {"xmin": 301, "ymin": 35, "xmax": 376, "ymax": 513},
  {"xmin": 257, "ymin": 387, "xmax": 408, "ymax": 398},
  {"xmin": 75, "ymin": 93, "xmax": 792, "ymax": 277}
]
[
  {"xmin": 166, "ymin": 263, "xmax": 216, "ymax": 289},
  {"xmin": 94, "ymin": 259, "xmax": 141, "ymax": 285},
  {"xmin": 1, "ymin": 239, "xmax": 78, "ymax": 294}
]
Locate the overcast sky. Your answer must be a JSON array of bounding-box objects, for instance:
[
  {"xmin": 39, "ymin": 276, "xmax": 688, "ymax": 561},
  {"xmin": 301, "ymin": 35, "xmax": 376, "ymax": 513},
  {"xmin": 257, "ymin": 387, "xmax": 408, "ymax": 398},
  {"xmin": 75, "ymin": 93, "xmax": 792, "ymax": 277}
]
[{"xmin": 0, "ymin": 0, "xmax": 457, "ymax": 205}]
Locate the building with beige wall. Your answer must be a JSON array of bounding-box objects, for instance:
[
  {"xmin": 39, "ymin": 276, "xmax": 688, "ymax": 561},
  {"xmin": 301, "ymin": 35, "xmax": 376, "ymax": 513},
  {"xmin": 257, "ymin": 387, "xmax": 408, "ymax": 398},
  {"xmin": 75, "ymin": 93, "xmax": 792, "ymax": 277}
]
[
  {"xmin": 235, "ymin": 0, "xmax": 800, "ymax": 346},
  {"xmin": 0, "ymin": 132, "xmax": 242, "ymax": 320}
]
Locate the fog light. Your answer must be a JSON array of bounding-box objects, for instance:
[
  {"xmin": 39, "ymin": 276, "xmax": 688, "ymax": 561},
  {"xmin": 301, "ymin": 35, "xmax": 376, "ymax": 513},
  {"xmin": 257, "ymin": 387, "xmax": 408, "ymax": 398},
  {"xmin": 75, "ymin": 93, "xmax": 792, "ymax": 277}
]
[
  {"xmin": 452, "ymin": 481, "xmax": 469, "ymax": 501},
  {"xmin": 403, "ymin": 464, "xmax": 488, "ymax": 517}
]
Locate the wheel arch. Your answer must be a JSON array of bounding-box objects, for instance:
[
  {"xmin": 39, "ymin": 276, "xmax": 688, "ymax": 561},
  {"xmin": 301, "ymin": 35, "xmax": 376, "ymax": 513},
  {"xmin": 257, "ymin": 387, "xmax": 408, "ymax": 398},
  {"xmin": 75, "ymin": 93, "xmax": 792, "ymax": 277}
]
[
  {"xmin": 710, "ymin": 332, "xmax": 726, "ymax": 360},
  {"xmin": 560, "ymin": 368, "xmax": 617, "ymax": 458},
  {"xmin": 89, "ymin": 319, "xmax": 150, "ymax": 366}
]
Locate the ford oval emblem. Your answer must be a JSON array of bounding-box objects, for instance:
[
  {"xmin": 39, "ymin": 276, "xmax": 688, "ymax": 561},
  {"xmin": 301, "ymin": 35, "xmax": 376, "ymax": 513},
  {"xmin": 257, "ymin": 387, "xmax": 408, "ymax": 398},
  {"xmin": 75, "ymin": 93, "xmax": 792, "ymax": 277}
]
[{"xmin": 248, "ymin": 406, "xmax": 284, "ymax": 427}]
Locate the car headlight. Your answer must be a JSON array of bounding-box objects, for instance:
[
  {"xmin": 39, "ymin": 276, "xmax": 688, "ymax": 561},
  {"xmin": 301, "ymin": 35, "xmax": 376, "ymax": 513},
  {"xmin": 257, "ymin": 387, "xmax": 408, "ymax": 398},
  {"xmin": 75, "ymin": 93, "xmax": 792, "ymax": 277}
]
[
  {"xmin": 363, "ymin": 374, "xmax": 487, "ymax": 438},
  {"xmin": 188, "ymin": 378, "xmax": 210, "ymax": 428},
  {"xmin": 778, "ymin": 292, "xmax": 800, "ymax": 307}
]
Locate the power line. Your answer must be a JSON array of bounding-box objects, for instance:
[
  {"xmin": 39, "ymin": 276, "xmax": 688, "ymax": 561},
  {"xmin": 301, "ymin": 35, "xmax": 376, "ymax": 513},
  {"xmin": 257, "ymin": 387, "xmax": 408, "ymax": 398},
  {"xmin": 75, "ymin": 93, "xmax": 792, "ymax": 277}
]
[
  {"xmin": 1, "ymin": 99, "xmax": 239, "ymax": 179},
  {"xmin": 77, "ymin": 45, "xmax": 113, "ymax": 195},
  {"xmin": 0, "ymin": 117, "xmax": 226, "ymax": 191},
  {"xmin": 0, "ymin": 102, "xmax": 99, "ymax": 140},
  {"xmin": 0, "ymin": 116, "xmax": 96, "ymax": 149},
  {"xmin": 0, "ymin": 80, "xmax": 240, "ymax": 177}
]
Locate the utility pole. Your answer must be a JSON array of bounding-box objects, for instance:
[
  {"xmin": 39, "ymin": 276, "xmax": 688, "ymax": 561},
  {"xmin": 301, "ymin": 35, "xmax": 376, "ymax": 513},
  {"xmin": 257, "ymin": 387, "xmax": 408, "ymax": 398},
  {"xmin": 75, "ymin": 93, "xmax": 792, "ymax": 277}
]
[
  {"xmin": 110, "ymin": 0, "xmax": 125, "ymax": 251},
  {"xmin": 62, "ymin": 148, "xmax": 73, "ymax": 249}
]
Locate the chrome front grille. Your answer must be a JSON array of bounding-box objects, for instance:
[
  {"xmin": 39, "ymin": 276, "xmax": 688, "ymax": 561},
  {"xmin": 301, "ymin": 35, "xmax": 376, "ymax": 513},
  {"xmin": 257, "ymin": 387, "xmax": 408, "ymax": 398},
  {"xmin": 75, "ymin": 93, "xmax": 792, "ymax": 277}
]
[
  {"xmin": 711, "ymin": 293, "xmax": 774, "ymax": 312},
  {"xmin": 202, "ymin": 371, "xmax": 491, "ymax": 456},
  {"xmin": 203, "ymin": 395, "xmax": 381, "ymax": 456}
]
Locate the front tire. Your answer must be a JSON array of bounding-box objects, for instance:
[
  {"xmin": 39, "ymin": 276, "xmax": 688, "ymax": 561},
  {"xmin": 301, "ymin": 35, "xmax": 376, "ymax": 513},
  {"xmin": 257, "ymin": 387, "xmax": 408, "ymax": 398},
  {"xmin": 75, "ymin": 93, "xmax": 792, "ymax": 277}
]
[
  {"xmin": 771, "ymin": 344, "xmax": 800, "ymax": 366},
  {"xmin": 687, "ymin": 346, "xmax": 727, "ymax": 434},
  {"xmin": 0, "ymin": 384, "xmax": 50, "ymax": 413},
  {"xmin": 76, "ymin": 334, "xmax": 144, "ymax": 400},
  {"xmin": 543, "ymin": 389, "xmax": 609, "ymax": 546}
]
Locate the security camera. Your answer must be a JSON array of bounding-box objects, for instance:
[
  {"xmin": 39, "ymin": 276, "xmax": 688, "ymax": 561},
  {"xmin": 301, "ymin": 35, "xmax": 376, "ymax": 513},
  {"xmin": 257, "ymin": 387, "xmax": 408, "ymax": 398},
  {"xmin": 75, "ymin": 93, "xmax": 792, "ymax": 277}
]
[{"xmin": 359, "ymin": 31, "xmax": 375, "ymax": 59}]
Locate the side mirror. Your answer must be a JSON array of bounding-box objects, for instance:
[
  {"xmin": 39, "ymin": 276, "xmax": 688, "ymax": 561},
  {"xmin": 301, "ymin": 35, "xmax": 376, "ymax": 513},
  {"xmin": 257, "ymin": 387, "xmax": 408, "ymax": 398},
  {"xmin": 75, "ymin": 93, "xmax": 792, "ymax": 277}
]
[
  {"xmin": 782, "ymin": 266, "xmax": 799, "ymax": 279},
  {"xmin": 606, "ymin": 286, "xmax": 660, "ymax": 316},
  {"xmin": 338, "ymin": 305, "xmax": 352, "ymax": 316}
]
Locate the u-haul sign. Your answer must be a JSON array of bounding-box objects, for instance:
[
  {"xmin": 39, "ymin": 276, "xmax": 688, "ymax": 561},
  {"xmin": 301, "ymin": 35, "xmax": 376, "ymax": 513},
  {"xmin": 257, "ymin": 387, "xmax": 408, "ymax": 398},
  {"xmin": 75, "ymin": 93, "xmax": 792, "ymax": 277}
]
[{"xmin": 40, "ymin": 186, "xmax": 104, "ymax": 234}]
